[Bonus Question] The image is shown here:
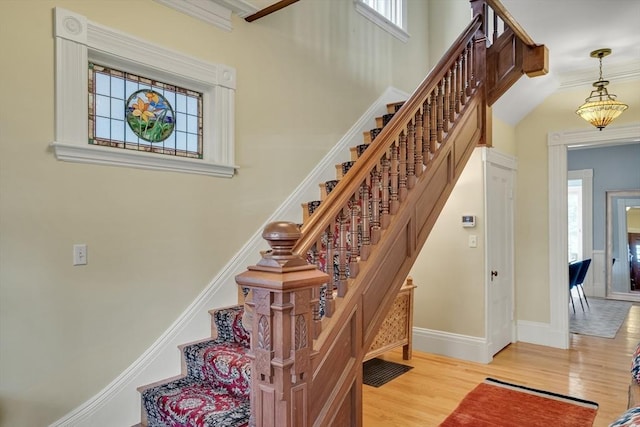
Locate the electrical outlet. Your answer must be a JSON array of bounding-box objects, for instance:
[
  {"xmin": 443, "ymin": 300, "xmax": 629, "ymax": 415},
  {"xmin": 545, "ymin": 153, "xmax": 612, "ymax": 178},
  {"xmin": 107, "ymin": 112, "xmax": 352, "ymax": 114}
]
[
  {"xmin": 468, "ymin": 235, "xmax": 477, "ymax": 248},
  {"xmin": 73, "ymin": 244, "xmax": 87, "ymax": 265}
]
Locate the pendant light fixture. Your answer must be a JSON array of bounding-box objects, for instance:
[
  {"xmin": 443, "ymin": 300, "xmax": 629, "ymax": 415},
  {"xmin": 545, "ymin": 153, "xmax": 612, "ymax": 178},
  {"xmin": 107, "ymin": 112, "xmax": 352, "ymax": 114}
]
[{"xmin": 576, "ymin": 48, "xmax": 628, "ymax": 131}]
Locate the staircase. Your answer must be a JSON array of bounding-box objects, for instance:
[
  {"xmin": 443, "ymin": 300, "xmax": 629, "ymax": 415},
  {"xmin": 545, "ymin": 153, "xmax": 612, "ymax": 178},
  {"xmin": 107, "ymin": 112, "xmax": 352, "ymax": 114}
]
[{"xmin": 137, "ymin": 1, "xmax": 547, "ymax": 425}]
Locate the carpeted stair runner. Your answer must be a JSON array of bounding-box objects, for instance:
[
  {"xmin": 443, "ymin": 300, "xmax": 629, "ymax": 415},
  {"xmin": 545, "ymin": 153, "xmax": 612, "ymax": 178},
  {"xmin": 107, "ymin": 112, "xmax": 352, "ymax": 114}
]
[{"xmin": 139, "ymin": 306, "xmax": 251, "ymax": 427}]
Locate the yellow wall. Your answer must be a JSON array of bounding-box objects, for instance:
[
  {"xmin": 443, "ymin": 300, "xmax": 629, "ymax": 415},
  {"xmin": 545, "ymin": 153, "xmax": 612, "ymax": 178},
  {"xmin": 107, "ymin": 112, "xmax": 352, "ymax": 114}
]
[
  {"xmin": 0, "ymin": 0, "xmax": 433, "ymax": 425},
  {"xmin": 410, "ymin": 117, "xmax": 515, "ymax": 338},
  {"xmin": 515, "ymin": 80, "xmax": 640, "ymax": 323},
  {"xmin": 410, "ymin": 148, "xmax": 486, "ymax": 336},
  {"xmin": 629, "ymin": 208, "xmax": 640, "ymax": 233}
]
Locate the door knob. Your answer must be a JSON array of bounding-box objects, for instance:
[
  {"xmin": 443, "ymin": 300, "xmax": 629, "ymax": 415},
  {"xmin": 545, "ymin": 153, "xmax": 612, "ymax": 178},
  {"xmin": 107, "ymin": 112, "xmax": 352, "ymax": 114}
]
[{"xmin": 491, "ymin": 270, "xmax": 498, "ymax": 281}]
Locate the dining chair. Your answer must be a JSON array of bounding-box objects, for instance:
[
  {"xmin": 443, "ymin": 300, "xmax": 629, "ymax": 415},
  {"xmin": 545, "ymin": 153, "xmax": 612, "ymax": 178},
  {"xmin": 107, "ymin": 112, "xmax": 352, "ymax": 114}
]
[
  {"xmin": 574, "ymin": 258, "xmax": 591, "ymax": 309},
  {"xmin": 569, "ymin": 260, "xmax": 583, "ymax": 313}
]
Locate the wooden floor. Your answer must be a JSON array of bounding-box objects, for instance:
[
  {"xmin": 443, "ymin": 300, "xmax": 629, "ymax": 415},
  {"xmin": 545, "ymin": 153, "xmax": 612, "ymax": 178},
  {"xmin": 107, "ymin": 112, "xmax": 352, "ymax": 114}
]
[{"xmin": 363, "ymin": 303, "xmax": 640, "ymax": 426}]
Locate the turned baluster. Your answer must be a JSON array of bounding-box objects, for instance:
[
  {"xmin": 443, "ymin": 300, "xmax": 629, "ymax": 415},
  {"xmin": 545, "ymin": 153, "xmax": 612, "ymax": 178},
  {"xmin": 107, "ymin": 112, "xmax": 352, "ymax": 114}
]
[
  {"xmin": 414, "ymin": 109, "xmax": 424, "ymax": 176},
  {"xmin": 423, "ymin": 100, "xmax": 431, "ymax": 166},
  {"xmin": 398, "ymin": 132, "xmax": 408, "ymax": 200},
  {"xmin": 360, "ymin": 181, "xmax": 371, "ymax": 261},
  {"xmin": 323, "ymin": 227, "xmax": 335, "ymax": 318},
  {"xmin": 349, "ymin": 203, "xmax": 360, "ymax": 278},
  {"xmin": 337, "ymin": 210, "xmax": 348, "ymax": 297},
  {"xmin": 430, "ymin": 91, "xmax": 438, "ymax": 154},
  {"xmin": 442, "ymin": 72, "xmax": 450, "ymax": 134},
  {"xmin": 449, "ymin": 66, "xmax": 457, "ymax": 123},
  {"xmin": 370, "ymin": 166, "xmax": 381, "ymax": 244},
  {"xmin": 455, "ymin": 55, "xmax": 463, "ymax": 111},
  {"xmin": 381, "ymin": 156, "xmax": 390, "ymax": 229},
  {"xmin": 467, "ymin": 42, "xmax": 475, "ymax": 95},
  {"xmin": 406, "ymin": 121, "xmax": 416, "ymax": 188}
]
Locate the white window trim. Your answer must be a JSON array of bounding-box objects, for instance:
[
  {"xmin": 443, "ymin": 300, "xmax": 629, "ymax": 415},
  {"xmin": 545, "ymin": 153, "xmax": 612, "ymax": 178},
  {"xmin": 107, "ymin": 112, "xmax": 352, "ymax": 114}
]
[
  {"xmin": 355, "ymin": 0, "xmax": 409, "ymax": 43},
  {"xmin": 52, "ymin": 7, "xmax": 238, "ymax": 178}
]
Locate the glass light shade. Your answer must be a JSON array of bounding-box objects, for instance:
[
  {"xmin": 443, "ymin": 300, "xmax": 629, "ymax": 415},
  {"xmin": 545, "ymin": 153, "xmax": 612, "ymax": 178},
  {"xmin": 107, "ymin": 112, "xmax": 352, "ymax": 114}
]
[{"xmin": 576, "ymin": 98, "xmax": 628, "ymax": 131}]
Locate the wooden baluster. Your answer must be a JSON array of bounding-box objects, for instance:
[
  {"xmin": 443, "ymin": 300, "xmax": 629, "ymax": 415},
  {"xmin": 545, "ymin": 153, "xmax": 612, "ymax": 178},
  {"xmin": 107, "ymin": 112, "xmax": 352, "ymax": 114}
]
[
  {"xmin": 436, "ymin": 85, "xmax": 444, "ymax": 148},
  {"xmin": 370, "ymin": 166, "xmax": 381, "ymax": 244},
  {"xmin": 360, "ymin": 181, "xmax": 371, "ymax": 261},
  {"xmin": 406, "ymin": 121, "xmax": 416, "ymax": 188},
  {"xmin": 349, "ymin": 203, "xmax": 360, "ymax": 278},
  {"xmin": 430, "ymin": 92, "xmax": 438, "ymax": 156},
  {"xmin": 468, "ymin": 41, "xmax": 476, "ymax": 93},
  {"xmin": 423, "ymin": 100, "xmax": 431, "ymax": 166},
  {"xmin": 323, "ymin": 227, "xmax": 335, "ymax": 318},
  {"xmin": 414, "ymin": 109, "xmax": 424, "ymax": 176},
  {"xmin": 389, "ymin": 143, "xmax": 399, "ymax": 215},
  {"xmin": 442, "ymin": 72, "xmax": 450, "ymax": 133},
  {"xmin": 337, "ymin": 210, "xmax": 348, "ymax": 297},
  {"xmin": 449, "ymin": 66, "xmax": 457, "ymax": 123},
  {"xmin": 381, "ymin": 156, "xmax": 390, "ymax": 229},
  {"xmin": 312, "ymin": 284, "xmax": 322, "ymax": 338},
  {"xmin": 456, "ymin": 55, "xmax": 464, "ymax": 111},
  {"xmin": 398, "ymin": 132, "xmax": 408, "ymax": 199}
]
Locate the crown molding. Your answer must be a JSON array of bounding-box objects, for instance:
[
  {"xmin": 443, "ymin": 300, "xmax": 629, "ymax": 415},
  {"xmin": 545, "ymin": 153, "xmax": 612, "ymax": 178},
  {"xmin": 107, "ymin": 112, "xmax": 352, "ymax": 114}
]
[
  {"xmin": 558, "ymin": 59, "xmax": 640, "ymax": 90},
  {"xmin": 153, "ymin": 0, "xmax": 260, "ymax": 30}
]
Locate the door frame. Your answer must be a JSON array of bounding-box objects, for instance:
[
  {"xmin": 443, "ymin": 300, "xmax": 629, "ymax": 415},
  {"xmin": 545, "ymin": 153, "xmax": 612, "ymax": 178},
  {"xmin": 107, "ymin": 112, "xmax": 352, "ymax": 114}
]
[
  {"xmin": 547, "ymin": 123, "xmax": 640, "ymax": 349},
  {"xmin": 483, "ymin": 147, "xmax": 517, "ymax": 356}
]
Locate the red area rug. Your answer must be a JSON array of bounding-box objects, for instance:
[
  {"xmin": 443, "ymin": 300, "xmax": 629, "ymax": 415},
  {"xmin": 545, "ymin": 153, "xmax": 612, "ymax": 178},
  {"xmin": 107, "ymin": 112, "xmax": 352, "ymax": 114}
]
[{"xmin": 440, "ymin": 377, "xmax": 598, "ymax": 426}]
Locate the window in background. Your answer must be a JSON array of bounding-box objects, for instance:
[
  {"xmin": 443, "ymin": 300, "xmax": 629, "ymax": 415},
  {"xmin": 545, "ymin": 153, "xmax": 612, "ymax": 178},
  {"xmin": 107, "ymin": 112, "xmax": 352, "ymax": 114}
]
[
  {"xmin": 568, "ymin": 178, "xmax": 583, "ymax": 263},
  {"xmin": 355, "ymin": 0, "xmax": 409, "ymax": 42}
]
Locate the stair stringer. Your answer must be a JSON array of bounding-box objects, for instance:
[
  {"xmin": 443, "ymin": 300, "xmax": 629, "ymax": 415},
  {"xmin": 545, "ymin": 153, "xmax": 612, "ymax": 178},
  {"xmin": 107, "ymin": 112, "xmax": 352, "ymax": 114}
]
[{"xmin": 308, "ymin": 95, "xmax": 484, "ymax": 427}]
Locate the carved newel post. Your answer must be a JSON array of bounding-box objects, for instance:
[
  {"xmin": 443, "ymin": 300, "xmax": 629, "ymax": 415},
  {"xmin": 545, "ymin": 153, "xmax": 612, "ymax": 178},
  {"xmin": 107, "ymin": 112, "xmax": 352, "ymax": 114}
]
[{"xmin": 236, "ymin": 222, "xmax": 329, "ymax": 427}]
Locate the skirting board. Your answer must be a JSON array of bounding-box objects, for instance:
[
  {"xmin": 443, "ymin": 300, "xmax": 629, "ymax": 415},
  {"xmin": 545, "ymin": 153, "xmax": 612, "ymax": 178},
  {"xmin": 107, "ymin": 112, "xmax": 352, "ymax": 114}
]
[
  {"xmin": 517, "ymin": 320, "xmax": 568, "ymax": 349},
  {"xmin": 412, "ymin": 327, "xmax": 492, "ymax": 364},
  {"xmin": 50, "ymin": 86, "xmax": 410, "ymax": 427}
]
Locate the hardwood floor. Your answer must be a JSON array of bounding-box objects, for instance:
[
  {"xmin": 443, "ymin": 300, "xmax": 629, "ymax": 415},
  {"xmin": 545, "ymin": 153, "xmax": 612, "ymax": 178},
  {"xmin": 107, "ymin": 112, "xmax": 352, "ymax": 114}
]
[{"xmin": 363, "ymin": 304, "xmax": 640, "ymax": 426}]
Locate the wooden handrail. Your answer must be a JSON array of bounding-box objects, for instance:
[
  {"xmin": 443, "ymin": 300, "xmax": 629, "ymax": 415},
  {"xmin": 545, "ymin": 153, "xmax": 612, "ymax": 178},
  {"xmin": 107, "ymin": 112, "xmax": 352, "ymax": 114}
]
[
  {"xmin": 485, "ymin": 0, "xmax": 536, "ymax": 46},
  {"xmin": 294, "ymin": 16, "xmax": 483, "ymax": 256}
]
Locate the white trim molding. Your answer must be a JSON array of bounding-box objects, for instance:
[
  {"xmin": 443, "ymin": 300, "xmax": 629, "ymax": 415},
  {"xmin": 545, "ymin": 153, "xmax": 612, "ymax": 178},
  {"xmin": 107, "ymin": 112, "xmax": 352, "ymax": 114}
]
[
  {"xmin": 547, "ymin": 122, "xmax": 640, "ymax": 349},
  {"xmin": 52, "ymin": 7, "xmax": 238, "ymax": 178},
  {"xmin": 153, "ymin": 0, "xmax": 261, "ymax": 31},
  {"xmin": 412, "ymin": 327, "xmax": 492, "ymax": 364}
]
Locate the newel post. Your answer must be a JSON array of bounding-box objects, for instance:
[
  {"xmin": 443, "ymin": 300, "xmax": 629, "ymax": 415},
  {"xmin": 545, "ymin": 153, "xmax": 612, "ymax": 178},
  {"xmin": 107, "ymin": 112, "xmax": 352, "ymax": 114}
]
[{"xmin": 235, "ymin": 222, "xmax": 329, "ymax": 427}]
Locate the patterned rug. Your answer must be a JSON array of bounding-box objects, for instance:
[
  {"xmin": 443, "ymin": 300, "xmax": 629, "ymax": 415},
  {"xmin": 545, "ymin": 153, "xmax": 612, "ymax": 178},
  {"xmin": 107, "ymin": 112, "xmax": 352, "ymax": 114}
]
[
  {"xmin": 362, "ymin": 358, "xmax": 413, "ymax": 387},
  {"xmin": 570, "ymin": 297, "xmax": 632, "ymax": 338},
  {"xmin": 440, "ymin": 377, "xmax": 598, "ymax": 426}
]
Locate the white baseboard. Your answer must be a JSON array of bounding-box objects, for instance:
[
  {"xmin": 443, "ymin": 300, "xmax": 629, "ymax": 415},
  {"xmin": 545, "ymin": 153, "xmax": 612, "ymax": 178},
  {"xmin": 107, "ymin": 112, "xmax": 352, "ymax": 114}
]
[
  {"xmin": 50, "ymin": 87, "xmax": 409, "ymax": 427},
  {"xmin": 412, "ymin": 327, "xmax": 491, "ymax": 364},
  {"xmin": 517, "ymin": 320, "xmax": 568, "ymax": 349}
]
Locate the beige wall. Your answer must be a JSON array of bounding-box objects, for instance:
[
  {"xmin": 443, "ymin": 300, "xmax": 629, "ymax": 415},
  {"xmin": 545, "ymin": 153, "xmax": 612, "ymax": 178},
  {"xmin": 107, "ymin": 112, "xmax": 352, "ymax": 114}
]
[
  {"xmin": 410, "ymin": 148, "xmax": 486, "ymax": 336},
  {"xmin": 515, "ymin": 80, "xmax": 640, "ymax": 323},
  {"xmin": 0, "ymin": 0, "xmax": 433, "ymax": 425},
  {"xmin": 410, "ymin": 117, "xmax": 515, "ymax": 338}
]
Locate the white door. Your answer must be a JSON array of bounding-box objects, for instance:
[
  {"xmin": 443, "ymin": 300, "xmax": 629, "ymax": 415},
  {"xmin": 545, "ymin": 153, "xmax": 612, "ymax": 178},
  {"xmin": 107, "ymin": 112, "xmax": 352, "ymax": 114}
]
[{"xmin": 486, "ymin": 152, "xmax": 515, "ymax": 356}]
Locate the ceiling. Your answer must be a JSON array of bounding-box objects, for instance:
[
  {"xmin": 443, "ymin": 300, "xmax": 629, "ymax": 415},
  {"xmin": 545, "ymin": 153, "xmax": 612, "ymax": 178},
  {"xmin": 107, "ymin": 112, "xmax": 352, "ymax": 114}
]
[
  {"xmin": 245, "ymin": 0, "xmax": 640, "ymax": 125},
  {"xmin": 495, "ymin": 0, "xmax": 640, "ymax": 125}
]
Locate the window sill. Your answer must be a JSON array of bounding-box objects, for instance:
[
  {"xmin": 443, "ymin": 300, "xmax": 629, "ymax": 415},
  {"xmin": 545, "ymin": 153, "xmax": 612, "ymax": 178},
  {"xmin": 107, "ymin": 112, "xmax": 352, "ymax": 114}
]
[{"xmin": 51, "ymin": 141, "xmax": 237, "ymax": 178}]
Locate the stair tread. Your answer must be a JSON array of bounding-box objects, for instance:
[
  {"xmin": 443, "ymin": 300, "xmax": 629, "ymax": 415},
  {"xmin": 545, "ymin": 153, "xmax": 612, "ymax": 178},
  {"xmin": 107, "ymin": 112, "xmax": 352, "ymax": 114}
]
[{"xmin": 142, "ymin": 377, "xmax": 250, "ymax": 427}]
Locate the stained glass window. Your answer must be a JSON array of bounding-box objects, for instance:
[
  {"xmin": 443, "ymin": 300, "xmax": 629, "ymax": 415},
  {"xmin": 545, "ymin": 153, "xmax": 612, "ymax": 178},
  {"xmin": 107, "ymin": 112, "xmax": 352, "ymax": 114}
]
[{"xmin": 88, "ymin": 63, "xmax": 203, "ymax": 159}]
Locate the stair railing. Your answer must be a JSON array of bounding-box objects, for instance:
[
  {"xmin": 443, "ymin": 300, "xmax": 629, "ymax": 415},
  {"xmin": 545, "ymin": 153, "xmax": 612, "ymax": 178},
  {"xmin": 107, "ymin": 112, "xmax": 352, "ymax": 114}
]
[{"xmin": 236, "ymin": 1, "xmax": 545, "ymax": 426}]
